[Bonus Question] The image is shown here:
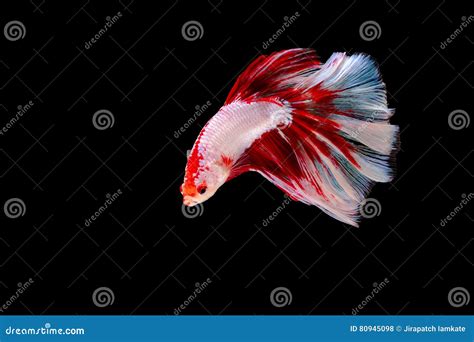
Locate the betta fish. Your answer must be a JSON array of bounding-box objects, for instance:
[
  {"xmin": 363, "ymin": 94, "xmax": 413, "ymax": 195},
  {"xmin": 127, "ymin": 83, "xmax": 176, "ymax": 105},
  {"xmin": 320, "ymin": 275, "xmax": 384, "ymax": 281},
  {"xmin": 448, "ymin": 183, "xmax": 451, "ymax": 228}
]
[{"xmin": 180, "ymin": 49, "xmax": 398, "ymax": 226}]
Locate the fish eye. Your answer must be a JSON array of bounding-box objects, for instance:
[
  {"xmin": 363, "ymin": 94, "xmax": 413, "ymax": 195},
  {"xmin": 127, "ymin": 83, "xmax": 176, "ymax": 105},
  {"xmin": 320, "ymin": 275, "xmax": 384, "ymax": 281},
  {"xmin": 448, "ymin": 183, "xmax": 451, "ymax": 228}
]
[{"xmin": 197, "ymin": 185, "xmax": 207, "ymax": 195}]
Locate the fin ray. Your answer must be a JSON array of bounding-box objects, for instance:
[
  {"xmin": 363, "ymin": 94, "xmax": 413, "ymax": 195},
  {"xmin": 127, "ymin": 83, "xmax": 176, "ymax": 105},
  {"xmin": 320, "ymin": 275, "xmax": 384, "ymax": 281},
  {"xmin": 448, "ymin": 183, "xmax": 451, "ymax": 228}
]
[{"xmin": 230, "ymin": 52, "xmax": 398, "ymax": 226}]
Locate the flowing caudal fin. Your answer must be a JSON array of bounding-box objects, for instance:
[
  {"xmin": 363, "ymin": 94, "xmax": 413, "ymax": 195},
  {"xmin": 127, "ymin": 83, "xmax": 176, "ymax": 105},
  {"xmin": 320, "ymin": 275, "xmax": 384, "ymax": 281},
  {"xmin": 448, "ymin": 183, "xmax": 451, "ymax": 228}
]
[{"xmin": 232, "ymin": 51, "xmax": 398, "ymax": 226}]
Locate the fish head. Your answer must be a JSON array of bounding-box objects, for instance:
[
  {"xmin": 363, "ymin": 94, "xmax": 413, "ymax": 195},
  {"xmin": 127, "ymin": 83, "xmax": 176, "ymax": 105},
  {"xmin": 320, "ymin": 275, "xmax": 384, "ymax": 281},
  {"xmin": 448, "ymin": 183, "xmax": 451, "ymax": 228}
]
[{"xmin": 181, "ymin": 152, "xmax": 230, "ymax": 207}]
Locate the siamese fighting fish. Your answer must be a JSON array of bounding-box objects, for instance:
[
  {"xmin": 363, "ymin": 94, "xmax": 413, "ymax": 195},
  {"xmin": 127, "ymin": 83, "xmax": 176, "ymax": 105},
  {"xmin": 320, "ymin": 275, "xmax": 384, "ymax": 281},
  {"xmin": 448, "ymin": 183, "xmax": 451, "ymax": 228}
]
[{"xmin": 180, "ymin": 49, "xmax": 398, "ymax": 226}]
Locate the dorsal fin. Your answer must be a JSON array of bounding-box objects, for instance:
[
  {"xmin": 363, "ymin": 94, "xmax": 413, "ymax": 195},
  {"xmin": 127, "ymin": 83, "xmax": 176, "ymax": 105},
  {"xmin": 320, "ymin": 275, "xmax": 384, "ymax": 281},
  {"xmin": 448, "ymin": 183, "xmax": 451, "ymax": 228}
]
[{"xmin": 225, "ymin": 49, "xmax": 320, "ymax": 104}]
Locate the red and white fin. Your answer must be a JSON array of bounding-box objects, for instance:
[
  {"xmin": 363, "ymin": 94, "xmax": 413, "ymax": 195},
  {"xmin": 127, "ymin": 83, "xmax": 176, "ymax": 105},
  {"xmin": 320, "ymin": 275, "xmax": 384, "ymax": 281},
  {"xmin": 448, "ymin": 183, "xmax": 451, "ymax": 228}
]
[
  {"xmin": 231, "ymin": 51, "xmax": 398, "ymax": 226},
  {"xmin": 225, "ymin": 48, "xmax": 320, "ymax": 104}
]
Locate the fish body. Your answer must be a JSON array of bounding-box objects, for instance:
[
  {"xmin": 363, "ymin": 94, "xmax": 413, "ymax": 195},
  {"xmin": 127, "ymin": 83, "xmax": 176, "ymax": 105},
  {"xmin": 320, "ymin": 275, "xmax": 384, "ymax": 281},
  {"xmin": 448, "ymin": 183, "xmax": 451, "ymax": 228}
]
[
  {"xmin": 181, "ymin": 49, "xmax": 399, "ymax": 226},
  {"xmin": 182, "ymin": 99, "xmax": 290, "ymax": 204}
]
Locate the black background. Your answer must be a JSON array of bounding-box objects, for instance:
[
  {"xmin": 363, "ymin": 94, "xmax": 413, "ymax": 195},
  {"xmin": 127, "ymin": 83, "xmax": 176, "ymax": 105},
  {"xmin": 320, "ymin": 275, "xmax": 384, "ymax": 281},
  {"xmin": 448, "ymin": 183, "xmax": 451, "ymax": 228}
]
[{"xmin": 0, "ymin": 0, "xmax": 472, "ymax": 315}]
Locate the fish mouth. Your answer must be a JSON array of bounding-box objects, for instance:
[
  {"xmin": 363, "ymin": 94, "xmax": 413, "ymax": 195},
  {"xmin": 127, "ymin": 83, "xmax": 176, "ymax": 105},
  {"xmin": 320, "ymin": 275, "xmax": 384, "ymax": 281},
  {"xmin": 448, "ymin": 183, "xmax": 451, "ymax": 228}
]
[{"xmin": 183, "ymin": 196, "xmax": 199, "ymax": 207}]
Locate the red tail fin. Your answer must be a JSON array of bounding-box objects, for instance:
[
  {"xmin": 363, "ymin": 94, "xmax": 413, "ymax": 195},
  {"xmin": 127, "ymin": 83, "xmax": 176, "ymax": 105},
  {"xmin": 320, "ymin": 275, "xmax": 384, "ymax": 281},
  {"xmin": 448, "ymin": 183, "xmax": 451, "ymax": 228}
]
[{"xmin": 230, "ymin": 51, "xmax": 398, "ymax": 226}]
